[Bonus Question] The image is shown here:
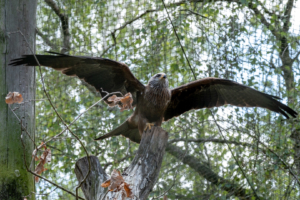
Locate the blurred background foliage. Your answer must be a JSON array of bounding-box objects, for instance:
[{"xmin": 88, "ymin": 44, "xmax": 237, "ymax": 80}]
[{"xmin": 34, "ymin": 0, "xmax": 299, "ymax": 199}]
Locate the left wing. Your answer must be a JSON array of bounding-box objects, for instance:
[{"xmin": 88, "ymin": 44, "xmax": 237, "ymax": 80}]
[
  {"xmin": 9, "ymin": 52, "xmax": 145, "ymax": 106},
  {"xmin": 164, "ymin": 77, "xmax": 297, "ymax": 121}
]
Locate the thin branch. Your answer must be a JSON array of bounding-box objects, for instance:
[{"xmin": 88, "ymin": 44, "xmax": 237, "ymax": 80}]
[
  {"xmin": 99, "ymin": 0, "xmax": 188, "ymax": 57},
  {"xmin": 166, "ymin": 144, "xmax": 252, "ymax": 199},
  {"xmin": 20, "ymin": 131, "xmax": 85, "ymax": 200},
  {"xmin": 168, "ymin": 138, "xmax": 266, "ymax": 152},
  {"xmin": 112, "ymin": 9, "xmax": 160, "ymax": 35},
  {"xmin": 246, "ymin": 131, "xmax": 300, "ymax": 186},
  {"xmin": 292, "ymin": 50, "xmax": 300, "ymax": 62},
  {"xmin": 8, "ymin": 105, "xmax": 35, "ymax": 144},
  {"xmin": 44, "ymin": 0, "xmax": 70, "ymax": 53},
  {"xmin": 162, "ymin": 0, "xmax": 197, "ymax": 80},
  {"xmin": 36, "ymin": 28, "xmax": 59, "ymax": 50},
  {"xmin": 179, "ymin": 9, "xmax": 208, "ymax": 19},
  {"xmin": 209, "ymin": 110, "xmax": 261, "ymax": 199},
  {"xmin": 282, "ymin": 0, "xmax": 294, "ymax": 32},
  {"xmin": 245, "ymin": 1, "xmax": 280, "ymax": 40},
  {"xmin": 32, "ymin": 187, "xmax": 58, "ymax": 197},
  {"xmin": 99, "ymin": 33, "xmax": 117, "ymax": 57}
]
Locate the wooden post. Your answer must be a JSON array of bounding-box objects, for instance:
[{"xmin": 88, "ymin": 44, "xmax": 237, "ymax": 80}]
[
  {"xmin": 0, "ymin": 0, "xmax": 36, "ymax": 199},
  {"xmin": 75, "ymin": 126, "xmax": 168, "ymax": 200}
]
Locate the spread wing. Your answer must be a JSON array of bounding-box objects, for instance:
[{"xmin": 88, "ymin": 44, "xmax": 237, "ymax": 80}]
[
  {"xmin": 164, "ymin": 77, "xmax": 297, "ymax": 121},
  {"xmin": 9, "ymin": 52, "xmax": 145, "ymax": 105}
]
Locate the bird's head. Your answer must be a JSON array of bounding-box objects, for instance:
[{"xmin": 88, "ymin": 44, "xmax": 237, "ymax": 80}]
[{"xmin": 148, "ymin": 73, "xmax": 169, "ymax": 88}]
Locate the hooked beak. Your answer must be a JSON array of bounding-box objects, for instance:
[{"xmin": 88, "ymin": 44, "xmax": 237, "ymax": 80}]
[{"xmin": 160, "ymin": 74, "xmax": 167, "ymax": 80}]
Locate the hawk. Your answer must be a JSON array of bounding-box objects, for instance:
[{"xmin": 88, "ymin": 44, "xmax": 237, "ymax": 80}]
[{"xmin": 10, "ymin": 52, "xmax": 297, "ymax": 143}]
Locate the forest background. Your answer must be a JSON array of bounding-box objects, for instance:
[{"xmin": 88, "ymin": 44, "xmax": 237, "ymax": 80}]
[{"xmin": 7, "ymin": 0, "xmax": 300, "ymax": 199}]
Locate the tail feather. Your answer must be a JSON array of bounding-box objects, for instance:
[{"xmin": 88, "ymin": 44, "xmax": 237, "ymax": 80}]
[{"xmin": 95, "ymin": 120, "xmax": 141, "ymax": 143}]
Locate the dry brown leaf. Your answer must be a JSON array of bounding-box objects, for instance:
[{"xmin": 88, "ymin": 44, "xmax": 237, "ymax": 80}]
[
  {"xmin": 120, "ymin": 93, "xmax": 133, "ymax": 112},
  {"xmin": 34, "ymin": 161, "xmax": 47, "ymax": 182},
  {"xmin": 40, "ymin": 149, "xmax": 51, "ymax": 164},
  {"xmin": 5, "ymin": 92, "xmax": 23, "ymax": 104},
  {"xmin": 109, "ymin": 169, "xmax": 125, "ymax": 191},
  {"xmin": 101, "ymin": 179, "xmax": 111, "ymax": 188},
  {"xmin": 32, "ymin": 142, "xmax": 46, "ymax": 161},
  {"xmin": 33, "ymin": 144, "xmax": 51, "ymax": 182},
  {"xmin": 107, "ymin": 93, "xmax": 133, "ymax": 112},
  {"xmin": 101, "ymin": 169, "xmax": 132, "ymax": 198},
  {"xmin": 123, "ymin": 182, "xmax": 132, "ymax": 197}
]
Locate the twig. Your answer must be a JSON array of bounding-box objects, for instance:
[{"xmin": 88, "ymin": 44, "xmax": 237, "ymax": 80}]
[
  {"xmin": 20, "ymin": 131, "xmax": 85, "ymax": 200},
  {"xmin": 36, "ymin": 28, "xmax": 59, "ymax": 50},
  {"xmin": 247, "ymin": 131, "xmax": 300, "ymax": 186},
  {"xmin": 42, "ymin": 91, "xmax": 122, "ymax": 148},
  {"xmin": 209, "ymin": 110, "xmax": 261, "ymax": 199},
  {"xmin": 100, "ymin": 33, "xmax": 117, "ymax": 57},
  {"xmin": 32, "ymin": 187, "xmax": 58, "ymax": 196},
  {"xmin": 8, "ymin": 105, "xmax": 35, "ymax": 144},
  {"xmin": 179, "ymin": 9, "xmax": 208, "ymax": 18},
  {"xmin": 168, "ymin": 138, "xmax": 266, "ymax": 152},
  {"xmin": 99, "ymin": 0, "xmax": 189, "ymax": 57},
  {"xmin": 161, "ymin": 0, "xmax": 197, "ymax": 80}
]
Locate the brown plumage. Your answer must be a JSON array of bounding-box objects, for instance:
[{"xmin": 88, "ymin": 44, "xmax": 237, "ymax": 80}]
[{"xmin": 10, "ymin": 52, "xmax": 298, "ymax": 143}]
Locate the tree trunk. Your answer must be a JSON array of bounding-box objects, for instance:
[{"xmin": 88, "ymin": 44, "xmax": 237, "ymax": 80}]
[
  {"xmin": 75, "ymin": 127, "xmax": 168, "ymax": 200},
  {"xmin": 0, "ymin": 0, "xmax": 36, "ymax": 199}
]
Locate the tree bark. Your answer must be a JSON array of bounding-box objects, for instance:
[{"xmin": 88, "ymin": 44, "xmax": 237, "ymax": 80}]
[
  {"xmin": 75, "ymin": 156, "xmax": 109, "ymax": 200},
  {"xmin": 0, "ymin": 0, "xmax": 36, "ymax": 199},
  {"xmin": 75, "ymin": 127, "xmax": 168, "ymax": 200}
]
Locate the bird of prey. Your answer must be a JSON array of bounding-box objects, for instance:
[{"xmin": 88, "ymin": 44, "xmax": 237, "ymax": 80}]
[{"xmin": 10, "ymin": 52, "xmax": 297, "ymax": 143}]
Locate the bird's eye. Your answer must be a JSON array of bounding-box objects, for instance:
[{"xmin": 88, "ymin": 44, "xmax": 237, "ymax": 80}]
[{"xmin": 156, "ymin": 74, "xmax": 161, "ymax": 78}]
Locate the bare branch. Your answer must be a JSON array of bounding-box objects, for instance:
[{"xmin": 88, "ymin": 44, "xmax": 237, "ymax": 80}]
[
  {"xmin": 44, "ymin": 0, "xmax": 70, "ymax": 53},
  {"xmin": 168, "ymin": 138, "xmax": 266, "ymax": 152},
  {"xmin": 20, "ymin": 135, "xmax": 85, "ymax": 200},
  {"xmin": 36, "ymin": 28, "xmax": 59, "ymax": 51},
  {"xmin": 292, "ymin": 51, "xmax": 300, "ymax": 62},
  {"xmin": 99, "ymin": 0, "xmax": 188, "ymax": 57}
]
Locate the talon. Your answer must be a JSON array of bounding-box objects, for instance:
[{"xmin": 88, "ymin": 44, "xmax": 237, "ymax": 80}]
[{"xmin": 144, "ymin": 123, "xmax": 155, "ymax": 131}]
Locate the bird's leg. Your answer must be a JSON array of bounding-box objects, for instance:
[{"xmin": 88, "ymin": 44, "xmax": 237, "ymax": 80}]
[{"xmin": 144, "ymin": 123, "xmax": 155, "ymax": 131}]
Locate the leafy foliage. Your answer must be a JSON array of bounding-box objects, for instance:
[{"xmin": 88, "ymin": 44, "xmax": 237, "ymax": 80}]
[{"xmin": 35, "ymin": 0, "xmax": 299, "ymax": 199}]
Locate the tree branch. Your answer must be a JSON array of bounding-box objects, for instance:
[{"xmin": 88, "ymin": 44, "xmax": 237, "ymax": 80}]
[
  {"xmin": 283, "ymin": 0, "xmax": 294, "ymax": 32},
  {"xmin": 36, "ymin": 28, "xmax": 59, "ymax": 51},
  {"xmin": 44, "ymin": 0, "xmax": 70, "ymax": 53},
  {"xmin": 166, "ymin": 144, "xmax": 253, "ymax": 199},
  {"xmin": 168, "ymin": 138, "xmax": 267, "ymax": 153}
]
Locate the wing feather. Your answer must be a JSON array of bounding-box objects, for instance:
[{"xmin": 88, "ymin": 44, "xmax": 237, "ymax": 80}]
[
  {"xmin": 164, "ymin": 77, "xmax": 297, "ymax": 121},
  {"xmin": 9, "ymin": 52, "xmax": 145, "ymax": 105}
]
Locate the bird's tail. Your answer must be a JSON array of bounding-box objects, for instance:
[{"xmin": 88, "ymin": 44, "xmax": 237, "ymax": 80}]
[{"xmin": 94, "ymin": 120, "xmax": 141, "ymax": 143}]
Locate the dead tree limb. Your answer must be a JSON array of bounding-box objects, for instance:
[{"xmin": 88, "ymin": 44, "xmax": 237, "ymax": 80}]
[
  {"xmin": 75, "ymin": 156, "xmax": 108, "ymax": 200},
  {"xmin": 75, "ymin": 126, "xmax": 168, "ymax": 200}
]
